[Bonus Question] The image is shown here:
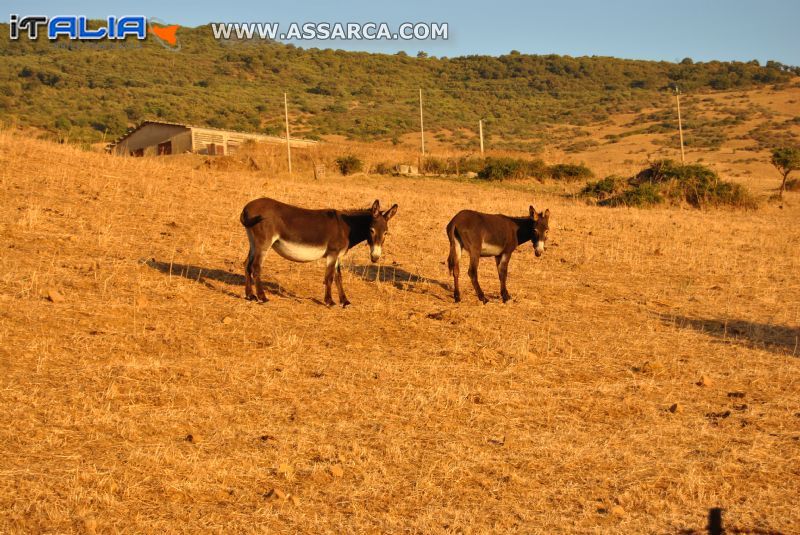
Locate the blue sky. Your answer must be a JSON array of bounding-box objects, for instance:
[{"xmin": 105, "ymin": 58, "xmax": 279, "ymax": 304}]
[{"xmin": 7, "ymin": 0, "xmax": 800, "ymax": 65}]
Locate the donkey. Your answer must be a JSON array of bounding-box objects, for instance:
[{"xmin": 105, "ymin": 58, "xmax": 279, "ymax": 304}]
[
  {"xmin": 446, "ymin": 206, "xmax": 550, "ymax": 304},
  {"xmin": 240, "ymin": 198, "xmax": 398, "ymax": 307}
]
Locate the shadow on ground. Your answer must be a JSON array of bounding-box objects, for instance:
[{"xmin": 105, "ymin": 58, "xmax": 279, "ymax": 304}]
[
  {"xmin": 679, "ymin": 507, "xmax": 784, "ymax": 534},
  {"xmin": 659, "ymin": 313, "xmax": 799, "ymax": 356},
  {"xmin": 348, "ymin": 263, "xmax": 450, "ymax": 296},
  {"xmin": 142, "ymin": 258, "xmax": 297, "ymax": 299}
]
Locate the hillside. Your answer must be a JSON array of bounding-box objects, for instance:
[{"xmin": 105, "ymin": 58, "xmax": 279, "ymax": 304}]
[{"xmin": 1, "ymin": 23, "xmax": 799, "ymax": 148}]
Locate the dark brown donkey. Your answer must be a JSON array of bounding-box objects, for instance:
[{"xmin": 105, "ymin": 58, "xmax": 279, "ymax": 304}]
[
  {"xmin": 446, "ymin": 206, "xmax": 550, "ymax": 303},
  {"xmin": 240, "ymin": 198, "xmax": 398, "ymax": 306}
]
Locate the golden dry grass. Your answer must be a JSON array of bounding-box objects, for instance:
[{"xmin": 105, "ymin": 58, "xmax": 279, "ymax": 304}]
[{"xmin": 0, "ymin": 128, "xmax": 799, "ymax": 534}]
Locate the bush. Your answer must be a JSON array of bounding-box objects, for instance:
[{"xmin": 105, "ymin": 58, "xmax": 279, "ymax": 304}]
[
  {"xmin": 548, "ymin": 163, "xmax": 594, "ymax": 181},
  {"xmin": 581, "ymin": 175, "xmax": 626, "ymax": 201},
  {"xmin": 635, "ymin": 159, "xmax": 755, "ymax": 207},
  {"xmin": 602, "ymin": 183, "xmax": 664, "ymax": 207},
  {"xmin": 454, "ymin": 157, "xmax": 486, "ymax": 175},
  {"xmin": 596, "ymin": 160, "xmax": 757, "ymax": 209},
  {"xmin": 478, "ymin": 157, "xmax": 524, "ymax": 180},
  {"xmin": 785, "ymin": 178, "xmax": 800, "ymax": 192},
  {"xmin": 335, "ymin": 155, "xmax": 363, "ymax": 175},
  {"xmin": 372, "ymin": 162, "xmax": 394, "ymax": 175},
  {"xmin": 710, "ymin": 181, "xmax": 757, "ymax": 207},
  {"xmin": 477, "ymin": 157, "xmax": 548, "ymax": 181},
  {"xmin": 54, "ymin": 116, "xmax": 72, "ymax": 130},
  {"xmin": 421, "ymin": 157, "xmax": 448, "ymax": 174}
]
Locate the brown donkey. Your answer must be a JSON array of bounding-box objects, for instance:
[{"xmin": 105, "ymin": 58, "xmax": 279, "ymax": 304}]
[
  {"xmin": 240, "ymin": 198, "xmax": 398, "ymax": 307},
  {"xmin": 446, "ymin": 206, "xmax": 550, "ymax": 303}
]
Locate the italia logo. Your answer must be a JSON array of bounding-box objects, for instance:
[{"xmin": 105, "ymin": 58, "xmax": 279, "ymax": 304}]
[{"xmin": 8, "ymin": 15, "xmax": 181, "ymax": 50}]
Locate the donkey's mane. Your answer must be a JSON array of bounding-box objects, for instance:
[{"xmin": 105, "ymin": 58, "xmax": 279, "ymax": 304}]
[{"xmin": 339, "ymin": 207, "xmax": 373, "ymax": 216}]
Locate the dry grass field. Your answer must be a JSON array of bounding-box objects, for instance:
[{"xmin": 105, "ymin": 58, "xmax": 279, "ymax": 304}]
[{"xmin": 0, "ymin": 110, "xmax": 799, "ymax": 534}]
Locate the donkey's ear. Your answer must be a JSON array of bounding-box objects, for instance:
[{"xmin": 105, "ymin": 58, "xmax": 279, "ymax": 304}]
[
  {"xmin": 383, "ymin": 204, "xmax": 398, "ymax": 221},
  {"xmin": 371, "ymin": 199, "xmax": 381, "ymax": 217},
  {"xmin": 530, "ymin": 205, "xmax": 539, "ymax": 221},
  {"xmin": 544, "ymin": 208, "xmax": 550, "ymax": 219}
]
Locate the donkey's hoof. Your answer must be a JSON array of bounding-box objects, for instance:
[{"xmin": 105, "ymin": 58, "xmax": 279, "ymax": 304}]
[
  {"xmin": 501, "ymin": 294, "xmax": 512, "ymax": 303},
  {"xmin": 324, "ymin": 299, "xmax": 336, "ymax": 308},
  {"xmin": 257, "ymin": 294, "xmax": 268, "ymax": 303},
  {"xmin": 453, "ymin": 294, "xmax": 461, "ymax": 303},
  {"xmin": 341, "ymin": 300, "xmax": 351, "ymax": 308},
  {"xmin": 479, "ymin": 297, "xmax": 489, "ymax": 305},
  {"xmin": 246, "ymin": 294, "xmax": 258, "ymax": 302}
]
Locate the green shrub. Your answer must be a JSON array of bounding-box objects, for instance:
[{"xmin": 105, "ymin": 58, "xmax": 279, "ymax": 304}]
[
  {"xmin": 454, "ymin": 157, "xmax": 485, "ymax": 175},
  {"xmin": 602, "ymin": 183, "xmax": 664, "ymax": 207},
  {"xmin": 477, "ymin": 157, "xmax": 548, "ymax": 181},
  {"xmin": 548, "ymin": 163, "xmax": 594, "ymax": 181},
  {"xmin": 599, "ymin": 160, "xmax": 757, "ymax": 209},
  {"xmin": 635, "ymin": 159, "xmax": 755, "ymax": 208},
  {"xmin": 526, "ymin": 159, "xmax": 550, "ymax": 180},
  {"xmin": 581, "ymin": 175, "xmax": 626, "ymax": 201},
  {"xmin": 54, "ymin": 116, "xmax": 72, "ymax": 130},
  {"xmin": 335, "ymin": 155, "xmax": 363, "ymax": 175},
  {"xmin": 709, "ymin": 181, "xmax": 758, "ymax": 208},
  {"xmin": 477, "ymin": 157, "xmax": 524, "ymax": 180}
]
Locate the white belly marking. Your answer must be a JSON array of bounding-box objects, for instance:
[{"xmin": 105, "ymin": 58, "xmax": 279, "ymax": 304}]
[
  {"xmin": 272, "ymin": 240, "xmax": 327, "ymax": 262},
  {"xmin": 480, "ymin": 242, "xmax": 504, "ymax": 256}
]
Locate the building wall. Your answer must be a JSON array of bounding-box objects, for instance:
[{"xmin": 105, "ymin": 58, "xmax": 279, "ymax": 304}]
[
  {"xmin": 191, "ymin": 128, "xmax": 227, "ymax": 155},
  {"xmin": 169, "ymin": 131, "xmax": 193, "ymax": 154},
  {"xmin": 191, "ymin": 127, "xmax": 318, "ymax": 154},
  {"xmin": 113, "ymin": 123, "xmax": 318, "ymax": 156},
  {"xmin": 113, "ymin": 124, "xmax": 190, "ymax": 156}
]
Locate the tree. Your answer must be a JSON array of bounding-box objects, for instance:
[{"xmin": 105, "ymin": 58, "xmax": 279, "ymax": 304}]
[{"xmin": 770, "ymin": 147, "xmax": 800, "ymax": 198}]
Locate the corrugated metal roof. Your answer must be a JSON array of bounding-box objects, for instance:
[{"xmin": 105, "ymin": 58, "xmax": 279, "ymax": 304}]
[{"xmin": 106, "ymin": 120, "xmax": 317, "ymax": 150}]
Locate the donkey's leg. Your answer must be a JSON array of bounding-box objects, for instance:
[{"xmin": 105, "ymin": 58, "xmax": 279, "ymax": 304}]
[
  {"xmin": 468, "ymin": 248, "xmax": 488, "ymax": 304},
  {"xmin": 496, "ymin": 253, "xmax": 512, "ymax": 303},
  {"xmin": 244, "ymin": 230, "xmax": 256, "ymax": 300},
  {"xmin": 323, "ymin": 254, "xmax": 337, "ymax": 307},
  {"xmin": 253, "ymin": 235, "xmax": 277, "ymax": 303},
  {"xmin": 334, "ymin": 258, "xmax": 351, "ymax": 307},
  {"xmin": 449, "ymin": 241, "xmax": 462, "ymax": 303},
  {"xmin": 252, "ymin": 245, "xmax": 268, "ymax": 302}
]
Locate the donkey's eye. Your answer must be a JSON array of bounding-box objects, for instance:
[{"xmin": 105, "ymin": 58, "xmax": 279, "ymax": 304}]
[{"xmin": 369, "ymin": 228, "xmax": 376, "ymax": 235}]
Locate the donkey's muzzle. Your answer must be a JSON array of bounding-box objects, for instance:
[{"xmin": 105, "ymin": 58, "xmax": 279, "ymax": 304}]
[{"xmin": 370, "ymin": 245, "xmax": 382, "ymax": 263}]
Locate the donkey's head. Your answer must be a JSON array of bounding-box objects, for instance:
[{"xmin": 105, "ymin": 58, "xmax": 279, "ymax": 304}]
[
  {"xmin": 368, "ymin": 200, "xmax": 398, "ymax": 263},
  {"xmin": 529, "ymin": 205, "xmax": 550, "ymax": 257}
]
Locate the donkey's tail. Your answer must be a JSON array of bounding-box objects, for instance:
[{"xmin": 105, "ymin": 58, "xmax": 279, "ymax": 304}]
[
  {"xmin": 240, "ymin": 207, "xmax": 263, "ymax": 228},
  {"xmin": 446, "ymin": 221, "xmax": 460, "ymax": 275}
]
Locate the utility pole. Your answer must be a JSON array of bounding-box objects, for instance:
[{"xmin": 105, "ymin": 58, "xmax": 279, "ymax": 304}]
[
  {"xmin": 419, "ymin": 88, "xmax": 425, "ymax": 156},
  {"xmin": 675, "ymin": 86, "xmax": 685, "ymax": 163},
  {"xmin": 479, "ymin": 119, "xmax": 484, "ymax": 156},
  {"xmin": 284, "ymin": 92, "xmax": 292, "ymax": 176}
]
